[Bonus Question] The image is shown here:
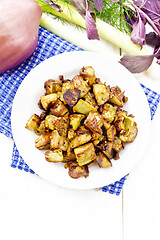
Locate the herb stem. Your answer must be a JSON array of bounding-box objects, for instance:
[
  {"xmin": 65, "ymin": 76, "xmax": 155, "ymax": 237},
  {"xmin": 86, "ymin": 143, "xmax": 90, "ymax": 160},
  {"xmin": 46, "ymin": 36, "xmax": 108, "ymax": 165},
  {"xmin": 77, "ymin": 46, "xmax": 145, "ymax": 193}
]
[
  {"xmin": 133, "ymin": 4, "xmax": 160, "ymax": 37},
  {"xmin": 37, "ymin": 0, "xmax": 150, "ymax": 55}
]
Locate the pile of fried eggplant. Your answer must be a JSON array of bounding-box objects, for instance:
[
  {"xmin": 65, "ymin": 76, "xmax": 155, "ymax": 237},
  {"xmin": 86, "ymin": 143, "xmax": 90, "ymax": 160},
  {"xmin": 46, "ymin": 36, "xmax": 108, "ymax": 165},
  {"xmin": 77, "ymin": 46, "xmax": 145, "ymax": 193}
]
[{"xmin": 25, "ymin": 66, "xmax": 138, "ymax": 179}]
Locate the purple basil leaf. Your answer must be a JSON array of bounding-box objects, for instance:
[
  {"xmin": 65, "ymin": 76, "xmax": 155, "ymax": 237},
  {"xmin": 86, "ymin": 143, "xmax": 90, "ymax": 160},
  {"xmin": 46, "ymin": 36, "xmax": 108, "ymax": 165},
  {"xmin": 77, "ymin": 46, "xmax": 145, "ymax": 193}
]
[
  {"xmin": 131, "ymin": 13, "xmax": 146, "ymax": 48},
  {"xmin": 42, "ymin": 0, "xmax": 62, "ymax": 12},
  {"xmin": 145, "ymin": 32, "xmax": 160, "ymax": 62},
  {"xmin": 69, "ymin": 0, "xmax": 86, "ymax": 18},
  {"xmin": 69, "ymin": 0, "xmax": 99, "ymax": 40},
  {"xmin": 154, "ymin": 46, "xmax": 160, "ymax": 61},
  {"xmin": 69, "ymin": 0, "xmax": 95, "ymax": 19},
  {"xmin": 85, "ymin": 10, "xmax": 99, "ymax": 40},
  {"xmin": 146, "ymin": 32, "xmax": 160, "ymax": 47},
  {"xmin": 134, "ymin": 0, "xmax": 160, "ymax": 31},
  {"xmin": 94, "ymin": 0, "xmax": 103, "ymax": 12},
  {"xmin": 119, "ymin": 54, "xmax": 154, "ymax": 73}
]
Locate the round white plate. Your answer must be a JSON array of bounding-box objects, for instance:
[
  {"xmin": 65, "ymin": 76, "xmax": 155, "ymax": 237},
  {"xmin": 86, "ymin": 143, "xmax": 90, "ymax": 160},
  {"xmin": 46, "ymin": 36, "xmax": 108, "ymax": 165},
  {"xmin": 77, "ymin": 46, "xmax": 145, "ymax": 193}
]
[{"xmin": 11, "ymin": 51, "xmax": 151, "ymax": 189}]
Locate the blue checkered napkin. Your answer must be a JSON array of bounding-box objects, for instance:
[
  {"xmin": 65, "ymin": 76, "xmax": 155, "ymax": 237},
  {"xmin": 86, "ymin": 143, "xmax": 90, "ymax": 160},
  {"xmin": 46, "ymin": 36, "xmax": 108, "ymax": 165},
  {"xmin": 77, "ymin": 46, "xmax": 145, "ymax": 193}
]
[
  {"xmin": 0, "ymin": 27, "xmax": 160, "ymax": 196},
  {"xmin": 11, "ymin": 143, "xmax": 35, "ymax": 174},
  {"xmin": 140, "ymin": 84, "xmax": 160, "ymax": 120}
]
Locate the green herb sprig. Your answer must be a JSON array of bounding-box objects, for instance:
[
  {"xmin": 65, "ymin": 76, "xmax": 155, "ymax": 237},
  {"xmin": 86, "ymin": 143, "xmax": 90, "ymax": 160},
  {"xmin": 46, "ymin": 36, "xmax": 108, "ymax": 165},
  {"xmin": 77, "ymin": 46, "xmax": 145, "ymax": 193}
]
[
  {"xmin": 37, "ymin": 0, "xmax": 134, "ymax": 34},
  {"xmin": 94, "ymin": 0, "xmax": 133, "ymax": 34}
]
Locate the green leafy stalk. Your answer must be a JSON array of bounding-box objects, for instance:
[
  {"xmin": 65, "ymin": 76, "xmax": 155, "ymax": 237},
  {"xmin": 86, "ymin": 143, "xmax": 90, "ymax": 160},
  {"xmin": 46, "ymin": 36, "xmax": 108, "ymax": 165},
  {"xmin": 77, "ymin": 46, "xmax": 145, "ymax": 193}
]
[
  {"xmin": 52, "ymin": 0, "xmax": 134, "ymax": 34},
  {"xmin": 36, "ymin": 0, "xmax": 150, "ymax": 55},
  {"xmin": 36, "ymin": 0, "xmax": 86, "ymax": 27},
  {"xmin": 37, "ymin": 0, "xmax": 133, "ymax": 33}
]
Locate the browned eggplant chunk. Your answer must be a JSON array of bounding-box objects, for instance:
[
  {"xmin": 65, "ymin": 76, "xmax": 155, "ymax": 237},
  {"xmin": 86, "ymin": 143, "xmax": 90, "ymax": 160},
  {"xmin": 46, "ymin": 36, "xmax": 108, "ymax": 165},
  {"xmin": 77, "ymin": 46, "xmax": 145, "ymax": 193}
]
[
  {"xmin": 35, "ymin": 132, "xmax": 52, "ymax": 150},
  {"xmin": 96, "ymin": 152, "xmax": 112, "ymax": 168},
  {"xmin": 45, "ymin": 149, "xmax": 63, "ymax": 162},
  {"xmin": 63, "ymin": 88, "xmax": 81, "ymax": 107},
  {"xmin": 84, "ymin": 111, "xmax": 103, "ymax": 134},
  {"xmin": 65, "ymin": 161, "xmax": 89, "ymax": 179}
]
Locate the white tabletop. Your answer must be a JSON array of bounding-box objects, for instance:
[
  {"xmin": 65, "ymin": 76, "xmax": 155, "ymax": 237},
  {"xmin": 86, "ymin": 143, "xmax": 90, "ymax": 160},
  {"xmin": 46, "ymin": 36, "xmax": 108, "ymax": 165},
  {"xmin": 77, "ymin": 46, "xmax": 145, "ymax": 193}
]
[{"xmin": 0, "ymin": 19, "xmax": 160, "ymax": 240}]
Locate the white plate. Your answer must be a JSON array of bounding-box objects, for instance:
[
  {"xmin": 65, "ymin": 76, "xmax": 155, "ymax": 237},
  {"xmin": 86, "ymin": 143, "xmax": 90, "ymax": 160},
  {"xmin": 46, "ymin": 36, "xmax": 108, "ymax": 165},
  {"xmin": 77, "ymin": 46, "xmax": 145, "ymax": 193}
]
[{"xmin": 11, "ymin": 51, "xmax": 151, "ymax": 190}]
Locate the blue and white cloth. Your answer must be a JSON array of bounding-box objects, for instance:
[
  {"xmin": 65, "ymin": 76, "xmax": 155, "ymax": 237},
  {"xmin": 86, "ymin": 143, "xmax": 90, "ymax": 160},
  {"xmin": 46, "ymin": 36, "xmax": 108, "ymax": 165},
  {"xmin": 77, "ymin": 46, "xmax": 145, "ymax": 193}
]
[{"xmin": 0, "ymin": 27, "xmax": 160, "ymax": 195}]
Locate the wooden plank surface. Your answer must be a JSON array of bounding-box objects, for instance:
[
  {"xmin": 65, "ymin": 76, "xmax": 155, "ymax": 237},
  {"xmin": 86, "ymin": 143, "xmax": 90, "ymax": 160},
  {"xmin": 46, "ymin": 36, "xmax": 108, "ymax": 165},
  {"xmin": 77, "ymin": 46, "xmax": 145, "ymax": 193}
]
[
  {"xmin": 0, "ymin": 133, "xmax": 123, "ymax": 240},
  {"xmin": 123, "ymin": 105, "xmax": 160, "ymax": 240}
]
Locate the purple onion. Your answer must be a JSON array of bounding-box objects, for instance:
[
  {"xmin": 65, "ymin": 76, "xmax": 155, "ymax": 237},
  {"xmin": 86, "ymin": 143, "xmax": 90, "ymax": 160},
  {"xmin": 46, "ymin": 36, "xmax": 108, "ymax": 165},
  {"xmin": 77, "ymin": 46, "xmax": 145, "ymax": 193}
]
[{"xmin": 0, "ymin": 0, "xmax": 42, "ymax": 74}]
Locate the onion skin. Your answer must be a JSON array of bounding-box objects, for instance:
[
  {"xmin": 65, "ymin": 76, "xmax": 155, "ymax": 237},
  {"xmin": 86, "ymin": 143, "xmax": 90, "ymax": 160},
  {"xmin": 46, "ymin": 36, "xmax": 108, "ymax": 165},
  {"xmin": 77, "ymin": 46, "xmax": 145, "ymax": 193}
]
[{"xmin": 0, "ymin": 0, "xmax": 42, "ymax": 74}]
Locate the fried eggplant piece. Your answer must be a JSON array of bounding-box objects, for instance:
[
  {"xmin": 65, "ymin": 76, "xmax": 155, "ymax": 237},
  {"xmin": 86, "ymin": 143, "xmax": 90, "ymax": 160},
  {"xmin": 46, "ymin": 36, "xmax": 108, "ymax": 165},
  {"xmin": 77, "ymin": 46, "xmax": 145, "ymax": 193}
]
[
  {"xmin": 25, "ymin": 114, "xmax": 41, "ymax": 131},
  {"xmin": 63, "ymin": 89, "xmax": 81, "ymax": 107},
  {"xmin": 50, "ymin": 99, "xmax": 69, "ymax": 117},
  {"xmin": 45, "ymin": 115, "xmax": 59, "ymax": 130},
  {"xmin": 119, "ymin": 116, "xmax": 138, "ymax": 143},
  {"xmin": 102, "ymin": 103, "xmax": 117, "ymax": 122},
  {"xmin": 114, "ymin": 110, "xmax": 127, "ymax": 132},
  {"xmin": 65, "ymin": 161, "xmax": 89, "ymax": 179},
  {"xmin": 84, "ymin": 91, "xmax": 98, "ymax": 108},
  {"xmin": 109, "ymin": 86, "xmax": 125, "ymax": 107},
  {"xmin": 40, "ymin": 93, "xmax": 58, "ymax": 110},
  {"xmin": 35, "ymin": 132, "xmax": 52, "ymax": 150},
  {"xmin": 70, "ymin": 133, "xmax": 92, "ymax": 149},
  {"xmin": 59, "ymin": 81, "xmax": 74, "ymax": 103},
  {"xmin": 84, "ymin": 111, "xmax": 103, "ymax": 134},
  {"xmin": 96, "ymin": 152, "xmax": 112, "ymax": 168},
  {"xmin": 112, "ymin": 136, "xmax": 123, "ymax": 152},
  {"xmin": 73, "ymin": 99, "xmax": 97, "ymax": 115},
  {"xmin": 124, "ymin": 115, "xmax": 135, "ymax": 129},
  {"xmin": 45, "ymin": 149, "xmax": 63, "ymax": 162},
  {"xmin": 63, "ymin": 153, "xmax": 77, "ymax": 162},
  {"xmin": 107, "ymin": 125, "xmax": 116, "ymax": 142},
  {"xmin": 92, "ymin": 132, "xmax": 105, "ymax": 146},
  {"xmin": 61, "ymin": 81, "xmax": 74, "ymax": 94},
  {"xmin": 35, "ymin": 120, "xmax": 48, "ymax": 135},
  {"xmin": 95, "ymin": 78, "xmax": 101, "ymax": 84},
  {"xmin": 116, "ymin": 110, "xmax": 128, "ymax": 119},
  {"xmin": 54, "ymin": 116, "xmax": 69, "ymax": 137},
  {"xmin": 93, "ymin": 84, "xmax": 110, "ymax": 105},
  {"xmin": 113, "ymin": 152, "xmax": 120, "ymax": 160},
  {"xmin": 50, "ymin": 130, "xmax": 68, "ymax": 151},
  {"xmin": 69, "ymin": 114, "xmax": 85, "ymax": 130},
  {"xmin": 103, "ymin": 120, "xmax": 111, "ymax": 130},
  {"xmin": 67, "ymin": 128, "xmax": 75, "ymax": 140},
  {"xmin": 65, "ymin": 146, "xmax": 77, "ymax": 161},
  {"xmin": 79, "ymin": 66, "xmax": 96, "ymax": 86},
  {"xmin": 102, "ymin": 141, "xmax": 114, "ymax": 159},
  {"xmin": 74, "ymin": 142, "xmax": 96, "ymax": 166},
  {"xmin": 45, "ymin": 115, "xmax": 69, "ymax": 137},
  {"xmin": 114, "ymin": 120, "xmax": 125, "ymax": 132},
  {"xmin": 39, "ymin": 111, "xmax": 48, "ymax": 121},
  {"xmin": 76, "ymin": 125, "xmax": 90, "ymax": 135},
  {"xmin": 44, "ymin": 79, "xmax": 62, "ymax": 94},
  {"xmin": 71, "ymin": 75, "xmax": 90, "ymax": 97},
  {"xmin": 38, "ymin": 99, "xmax": 44, "ymax": 110}
]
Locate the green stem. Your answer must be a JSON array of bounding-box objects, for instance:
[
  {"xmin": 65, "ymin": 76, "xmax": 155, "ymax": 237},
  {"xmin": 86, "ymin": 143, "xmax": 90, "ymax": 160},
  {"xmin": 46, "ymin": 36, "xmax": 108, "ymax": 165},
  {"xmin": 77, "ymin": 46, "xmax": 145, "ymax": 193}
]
[{"xmin": 37, "ymin": 0, "xmax": 150, "ymax": 56}]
